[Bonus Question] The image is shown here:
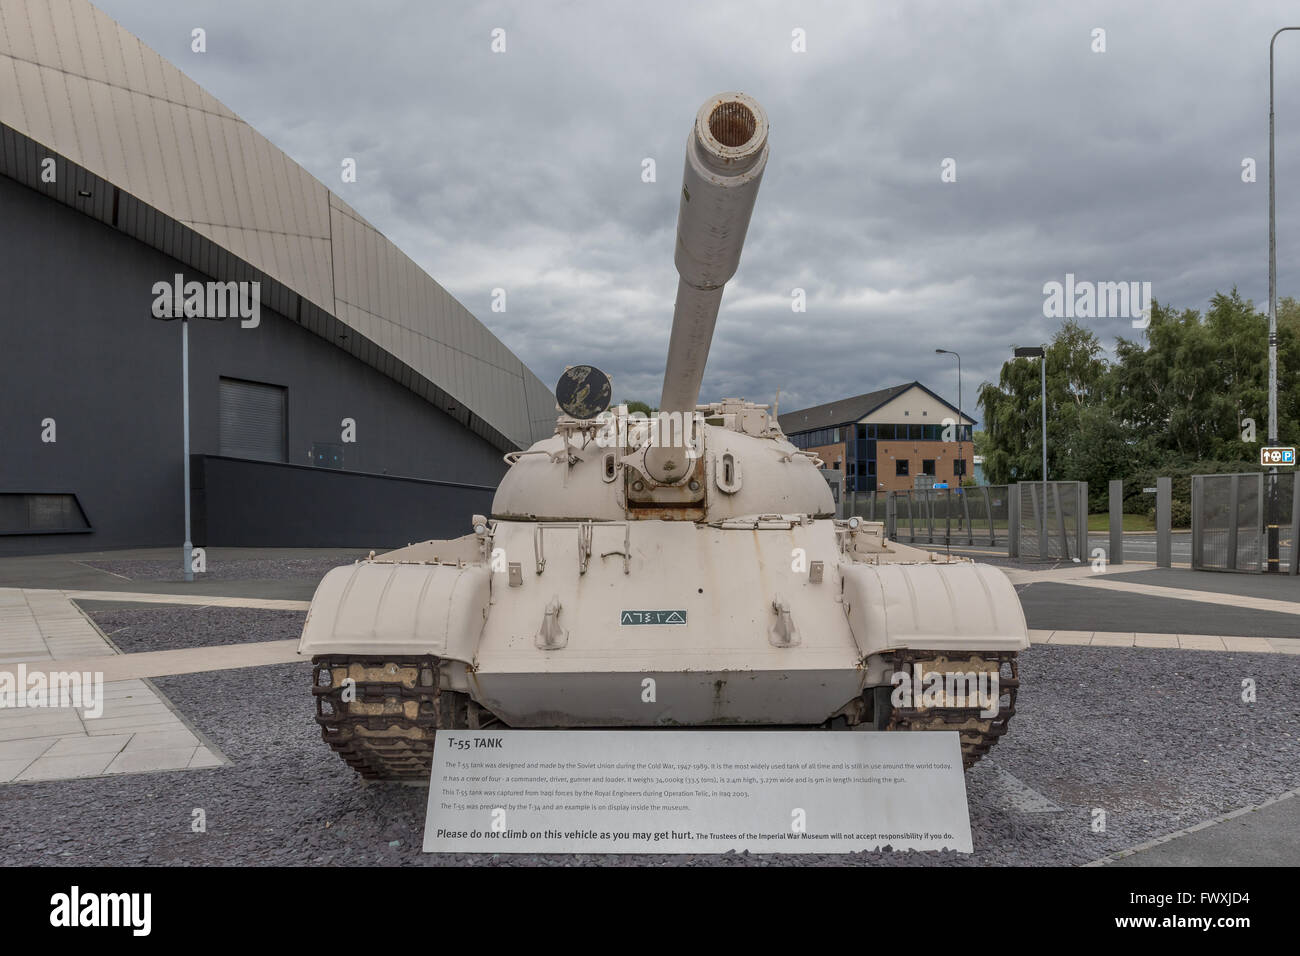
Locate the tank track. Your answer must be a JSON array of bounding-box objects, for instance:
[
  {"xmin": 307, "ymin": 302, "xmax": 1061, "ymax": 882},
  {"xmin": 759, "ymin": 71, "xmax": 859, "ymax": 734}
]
[
  {"xmin": 883, "ymin": 649, "xmax": 1020, "ymax": 770},
  {"xmin": 311, "ymin": 655, "xmax": 502, "ymax": 781},
  {"xmin": 312, "ymin": 651, "xmax": 1018, "ymax": 780}
]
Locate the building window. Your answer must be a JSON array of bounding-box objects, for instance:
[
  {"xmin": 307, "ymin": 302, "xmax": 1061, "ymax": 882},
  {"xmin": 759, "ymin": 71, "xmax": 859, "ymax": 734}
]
[
  {"xmin": 922, "ymin": 459, "xmax": 936, "ymax": 476},
  {"xmin": 832, "ymin": 461, "xmax": 840, "ymax": 470},
  {"xmin": 954, "ymin": 459, "xmax": 967, "ymax": 476},
  {"xmin": 0, "ymin": 493, "xmax": 92, "ymax": 535},
  {"xmin": 896, "ymin": 459, "xmax": 909, "ymax": 476}
]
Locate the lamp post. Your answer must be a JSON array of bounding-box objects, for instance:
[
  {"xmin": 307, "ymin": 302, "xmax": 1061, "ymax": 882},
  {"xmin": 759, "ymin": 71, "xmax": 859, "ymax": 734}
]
[
  {"xmin": 935, "ymin": 348, "xmax": 964, "ymax": 484},
  {"xmin": 1267, "ymin": 27, "xmax": 1299, "ymax": 572},
  {"xmin": 152, "ymin": 278, "xmax": 227, "ymax": 582},
  {"xmin": 1015, "ymin": 345, "xmax": 1048, "ymax": 558}
]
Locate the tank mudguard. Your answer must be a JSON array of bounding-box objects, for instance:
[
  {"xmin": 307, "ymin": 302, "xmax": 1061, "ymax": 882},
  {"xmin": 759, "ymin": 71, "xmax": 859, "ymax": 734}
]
[
  {"xmin": 297, "ymin": 561, "xmax": 489, "ymax": 663},
  {"xmin": 840, "ymin": 562, "xmax": 1028, "ymax": 657}
]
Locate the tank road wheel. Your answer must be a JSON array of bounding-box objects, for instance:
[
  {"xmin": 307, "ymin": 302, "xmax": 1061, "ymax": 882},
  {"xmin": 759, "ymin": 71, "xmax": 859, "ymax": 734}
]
[
  {"xmin": 311, "ymin": 655, "xmax": 503, "ymax": 781},
  {"xmin": 883, "ymin": 650, "xmax": 1020, "ymax": 770}
]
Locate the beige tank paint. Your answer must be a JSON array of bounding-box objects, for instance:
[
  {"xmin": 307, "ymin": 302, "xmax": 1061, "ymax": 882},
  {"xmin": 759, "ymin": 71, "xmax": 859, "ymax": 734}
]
[
  {"xmin": 492, "ymin": 417, "xmax": 833, "ymax": 522},
  {"xmin": 298, "ymin": 514, "xmax": 1027, "ymax": 724},
  {"xmin": 300, "ymin": 561, "xmax": 489, "ymax": 663},
  {"xmin": 296, "ymin": 91, "xmax": 1029, "ymax": 733}
]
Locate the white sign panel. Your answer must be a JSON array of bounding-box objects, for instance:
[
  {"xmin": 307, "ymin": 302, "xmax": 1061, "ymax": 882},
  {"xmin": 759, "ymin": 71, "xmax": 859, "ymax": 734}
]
[{"xmin": 424, "ymin": 729, "xmax": 971, "ymax": 854}]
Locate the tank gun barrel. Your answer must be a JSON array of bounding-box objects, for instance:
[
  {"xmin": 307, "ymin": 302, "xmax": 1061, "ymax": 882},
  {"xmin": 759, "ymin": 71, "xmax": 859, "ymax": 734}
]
[{"xmin": 658, "ymin": 92, "xmax": 769, "ymax": 417}]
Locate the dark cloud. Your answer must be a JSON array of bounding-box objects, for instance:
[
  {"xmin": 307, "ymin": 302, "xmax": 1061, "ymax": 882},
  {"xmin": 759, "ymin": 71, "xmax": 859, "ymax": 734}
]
[{"xmin": 94, "ymin": 0, "xmax": 1300, "ymax": 421}]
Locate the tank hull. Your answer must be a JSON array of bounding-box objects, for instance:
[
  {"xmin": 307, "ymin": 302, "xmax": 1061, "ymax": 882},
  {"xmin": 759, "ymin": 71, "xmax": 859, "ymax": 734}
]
[{"xmin": 301, "ymin": 518, "xmax": 1027, "ymax": 729}]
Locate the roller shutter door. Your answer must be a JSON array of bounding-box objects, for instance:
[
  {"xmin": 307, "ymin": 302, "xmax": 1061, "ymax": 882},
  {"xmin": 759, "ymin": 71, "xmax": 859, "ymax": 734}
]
[{"xmin": 219, "ymin": 378, "xmax": 286, "ymax": 462}]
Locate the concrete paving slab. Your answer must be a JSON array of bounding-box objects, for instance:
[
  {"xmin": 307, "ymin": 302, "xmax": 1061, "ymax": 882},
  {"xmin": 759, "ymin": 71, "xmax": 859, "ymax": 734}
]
[
  {"xmin": 1047, "ymin": 630, "xmax": 1093, "ymax": 645},
  {"xmin": 122, "ymin": 729, "xmax": 198, "ymax": 753},
  {"xmin": 1134, "ymin": 632, "xmax": 1180, "ymax": 648},
  {"xmin": 41, "ymin": 734, "xmax": 132, "ymax": 757},
  {"xmin": 1180, "ymin": 634, "xmax": 1228, "ymax": 650},
  {"xmin": 1090, "ymin": 632, "xmax": 1135, "ymax": 646},
  {"xmin": 0, "ymin": 738, "xmax": 58, "ymax": 761},
  {"xmin": 16, "ymin": 751, "xmax": 117, "ymax": 782},
  {"xmin": 84, "ymin": 716, "xmax": 187, "ymax": 734},
  {"xmin": 103, "ymin": 746, "xmax": 199, "ymax": 775},
  {"xmin": 1221, "ymin": 636, "xmax": 1278, "ymax": 653},
  {"xmin": 0, "ymin": 758, "xmax": 34, "ymax": 783},
  {"xmin": 188, "ymin": 749, "xmax": 223, "ymax": 769}
]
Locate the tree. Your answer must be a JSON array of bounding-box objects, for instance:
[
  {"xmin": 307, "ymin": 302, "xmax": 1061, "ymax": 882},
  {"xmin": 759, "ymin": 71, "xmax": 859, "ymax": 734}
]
[{"xmin": 977, "ymin": 319, "xmax": 1107, "ymax": 484}]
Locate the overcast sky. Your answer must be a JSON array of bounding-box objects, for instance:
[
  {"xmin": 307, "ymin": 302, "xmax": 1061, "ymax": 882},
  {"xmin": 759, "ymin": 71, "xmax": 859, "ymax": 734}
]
[{"xmin": 94, "ymin": 0, "xmax": 1300, "ymax": 422}]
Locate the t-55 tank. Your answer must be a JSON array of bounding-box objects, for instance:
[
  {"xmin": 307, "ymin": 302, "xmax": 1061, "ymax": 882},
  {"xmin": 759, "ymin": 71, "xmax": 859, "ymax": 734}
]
[{"xmin": 300, "ymin": 92, "xmax": 1029, "ymax": 780}]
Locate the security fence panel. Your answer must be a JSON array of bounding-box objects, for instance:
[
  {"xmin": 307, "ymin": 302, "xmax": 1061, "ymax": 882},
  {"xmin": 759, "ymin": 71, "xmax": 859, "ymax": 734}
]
[
  {"xmin": 1015, "ymin": 481, "xmax": 1087, "ymax": 561},
  {"xmin": 883, "ymin": 486, "xmax": 1011, "ymax": 548},
  {"xmin": 1193, "ymin": 473, "xmax": 1266, "ymax": 572},
  {"xmin": 1287, "ymin": 473, "xmax": 1299, "ymax": 575},
  {"xmin": 845, "ymin": 491, "xmax": 888, "ymax": 523}
]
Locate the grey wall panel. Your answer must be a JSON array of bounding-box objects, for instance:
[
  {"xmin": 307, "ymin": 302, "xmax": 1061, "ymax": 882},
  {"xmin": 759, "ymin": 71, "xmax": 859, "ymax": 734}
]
[
  {"xmin": 0, "ymin": 175, "xmax": 507, "ymax": 555},
  {"xmin": 191, "ymin": 456, "xmax": 494, "ymax": 549}
]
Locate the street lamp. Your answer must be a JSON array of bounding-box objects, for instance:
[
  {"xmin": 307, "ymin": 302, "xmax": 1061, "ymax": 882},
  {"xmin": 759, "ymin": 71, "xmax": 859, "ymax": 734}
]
[
  {"xmin": 935, "ymin": 348, "xmax": 963, "ymax": 484},
  {"xmin": 152, "ymin": 280, "xmax": 227, "ymax": 582},
  {"xmin": 1015, "ymin": 345, "xmax": 1048, "ymax": 559},
  {"xmin": 1267, "ymin": 27, "xmax": 1299, "ymax": 572}
]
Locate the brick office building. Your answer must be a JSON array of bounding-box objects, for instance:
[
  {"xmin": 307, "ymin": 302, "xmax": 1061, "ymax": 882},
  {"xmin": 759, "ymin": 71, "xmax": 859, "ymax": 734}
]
[{"xmin": 779, "ymin": 382, "xmax": 975, "ymax": 493}]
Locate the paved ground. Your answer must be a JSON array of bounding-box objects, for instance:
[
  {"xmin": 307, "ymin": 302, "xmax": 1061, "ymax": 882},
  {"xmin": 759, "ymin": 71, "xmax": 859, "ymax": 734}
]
[
  {"xmin": 0, "ymin": 589, "xmax": 225, "ymax": 783},
  {"xmin": 0, "ymin": 547, "xmax": 1297, "ymax": 866},
  {"xmin": 1093, "ymin": 790, "xmax": 1300, "ymax": 867},
  {"xmin": 1017, "ymin": 583, "xmax": 1300, "ymax": 637},
  {"xmin": 1105, "ymin": 567, "xmax": 1300, "ymax": 602}
]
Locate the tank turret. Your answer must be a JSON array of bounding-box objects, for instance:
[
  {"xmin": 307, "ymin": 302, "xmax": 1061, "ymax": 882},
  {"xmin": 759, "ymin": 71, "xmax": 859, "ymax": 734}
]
[{"xmin": 492, "ymin": 93, "xmax": 832, "ymax": 523}]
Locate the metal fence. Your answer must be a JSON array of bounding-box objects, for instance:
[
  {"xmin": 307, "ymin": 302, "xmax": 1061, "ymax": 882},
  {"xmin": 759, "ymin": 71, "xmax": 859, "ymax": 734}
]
[
  {"xmin": 843, "ymin": 490, "xmax": 889, "ymax": 524},
  {"xmin": 1010, "ymin": 481, "xmax": 1088, "ymax": 561},
  {"xmin": 846, "ymin": 485, "xmax": 1012, "ymax": 546},
  {"xmin": 1192, "ymin": 472, "xmax": 1298, "ymax": 573}
]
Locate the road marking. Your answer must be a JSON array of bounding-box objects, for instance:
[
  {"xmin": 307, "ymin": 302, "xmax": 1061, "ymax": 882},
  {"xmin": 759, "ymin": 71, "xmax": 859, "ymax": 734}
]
[
  {"xmin": 0, "ymin": 639, "xmax": 302, "ymax": 682},
  {"xmin": 1057, "ymin": 576, "xmax": 1300, "ymax": 616},
  {"xmin": 1029, "ymin": 630, "xmax": 1298, "ymax": 653},
  {"xmin": 9, "ymin": 587, "xmax": 311, "ymax": 612}
]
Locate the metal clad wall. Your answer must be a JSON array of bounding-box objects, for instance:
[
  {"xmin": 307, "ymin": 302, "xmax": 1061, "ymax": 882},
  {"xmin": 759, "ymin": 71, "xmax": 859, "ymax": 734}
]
[
  {"xmin": 218, "ymin": 378, "xmax": 287, "ymax": 463},
  {"xmin": 0, "ymin": 0, "xmax": 554, "ymax": 452}
]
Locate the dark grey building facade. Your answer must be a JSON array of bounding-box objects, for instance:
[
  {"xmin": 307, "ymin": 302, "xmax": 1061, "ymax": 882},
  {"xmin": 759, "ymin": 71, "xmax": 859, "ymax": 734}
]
[{"xmin": 0, "ymin": 3, "xmax": 555, "ymax": 556}]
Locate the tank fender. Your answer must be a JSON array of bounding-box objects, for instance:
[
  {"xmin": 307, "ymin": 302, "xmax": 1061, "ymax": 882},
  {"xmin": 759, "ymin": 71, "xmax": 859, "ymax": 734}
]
[
  {"xmin": 297, "ymin": 562, "xmax": 490, "ymax": 662},
  {"xmin": 840, "ymin": 562, "xmax": 1029, "ymax": 657}
]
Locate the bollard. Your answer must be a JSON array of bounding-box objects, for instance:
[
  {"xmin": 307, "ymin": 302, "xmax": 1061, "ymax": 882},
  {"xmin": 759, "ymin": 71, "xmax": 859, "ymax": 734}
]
[
  {"xmin": 1156, "ymin": 476, "xmax": 1171, "ymax": 568},
  {"xmin": 1109, "ymin": 479, "xmax": 1123, "ymax": 565}
]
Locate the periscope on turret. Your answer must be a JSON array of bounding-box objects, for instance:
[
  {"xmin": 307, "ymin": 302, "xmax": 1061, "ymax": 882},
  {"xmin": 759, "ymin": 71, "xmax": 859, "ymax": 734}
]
[{"xmin": 296, "ymin": 93, "xmax": 1030, "ymax": 782}]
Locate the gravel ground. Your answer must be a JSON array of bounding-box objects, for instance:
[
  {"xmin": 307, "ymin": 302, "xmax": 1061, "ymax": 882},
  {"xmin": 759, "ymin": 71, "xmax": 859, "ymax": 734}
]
[
  {"xmin": 2, "ymin": 632, "xmax": 1296, "ymax": 866},
  {"xmin": 83, "ymin": 556, "xmax": 356, "ymax": 583},
  {"xmin": 86, "ymin": 605, "xmax": 306, "ymax": 653}
]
